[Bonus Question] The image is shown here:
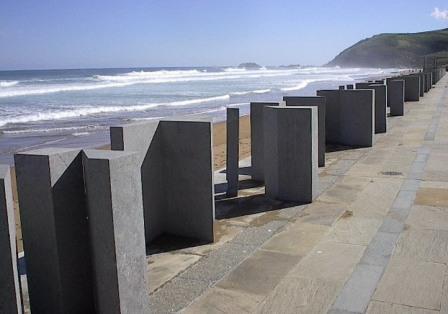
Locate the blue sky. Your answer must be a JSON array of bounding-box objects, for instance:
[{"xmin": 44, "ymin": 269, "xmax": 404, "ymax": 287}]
[{"xmin": 0, "ymin": 0, "xmax": 447, "ymax": 70}]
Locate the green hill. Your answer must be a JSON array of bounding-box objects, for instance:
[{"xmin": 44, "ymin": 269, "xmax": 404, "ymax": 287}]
[{"xmin": 327, "ymin": 28, "xmax": 448, "ymax": 68}]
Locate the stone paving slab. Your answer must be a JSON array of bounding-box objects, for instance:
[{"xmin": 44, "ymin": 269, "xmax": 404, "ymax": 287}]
[{"xmin": 372, "ymin": 256, "xmax": 446, "ymax": 311}]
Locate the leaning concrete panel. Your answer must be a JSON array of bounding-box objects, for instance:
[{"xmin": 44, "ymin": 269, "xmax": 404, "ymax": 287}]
[
  {"xmin": 250, "ymin": 102, "xmax": 279, "ymax": 182},
  {"xmin": 0, "ymin": 165, "xmax": 22, "ymax": 314},
  {"xmin": 14, "ymin": 148, "xmax": 94, "ymax": 314},
  {"xmin": 387, "ymin": 80, "xmax": 405, "ymax": 116},
  {"xmin": 83, "ymin": 150, "xmax": 149, "ymax": 314},
  {"xmin": 111, "ymin": 118, "xmax": 214, "ymax": 243},
  {"xmin": 264, "ymin": 106, "xmax": 318, "ymax": 203},
  {"xmin": 283, "ymin": 96, "xmax": 326, "ymax": 167},
  {"xmin": 355, "ymin": 83, "xmax": 387, "ymax": 133},
  {"xmin": 226, "ymin": 108, "xmax": 239, "ymax": 197}
]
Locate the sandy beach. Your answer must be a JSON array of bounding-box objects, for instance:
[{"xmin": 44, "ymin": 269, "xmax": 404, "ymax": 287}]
[{"xmin": 11, "ymin": 115, "xmax": 252, "ymax": 252}]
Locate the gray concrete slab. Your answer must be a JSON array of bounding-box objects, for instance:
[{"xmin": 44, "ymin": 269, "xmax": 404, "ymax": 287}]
[
  {"xmin": 226, "ymin": 108, "xmax": 239, "ymax": 197},
  {"xmin": 0, "ymin": 165, "xmax": 22, "ymax": 314},
  {"xmin": 14, "ymin": 148, "xmax": 94, "ymax": 313},
  {"xmin": 386, "ymin": 79, "xmax": 404, "ymax": 116},
  {"xmin": 250, "ymin": 102, "xmax": 279, "ymax": 182},
  {"xmin": 111, "ymin": 118, "xmax": 215, "ymax": 243},
  {"xmin": 401, "ymin": 75, "xmax": 420, "ymax": 102},
  {"xmin": 317, "ymin": 89, "xmax": 374, "ymax": 147},
  {"xmin": 355, "ymin": 83, "xmax": 387, "ymax": 133},
  {"xmin": 83, "ymin": 149, "xmax": 149, "ymax": 314},
  {"xmin": 264, "ymin": 106, "xmax": 318, "ymax": 203},
  {"xmin": 283, "ymin": 96, "xmax": 326, "ymax": 167}
]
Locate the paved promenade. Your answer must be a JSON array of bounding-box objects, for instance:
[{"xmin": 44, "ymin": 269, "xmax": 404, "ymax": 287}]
[{"xmin": 146, "ymin": 75, "xmax": 448, "ymax": 313}]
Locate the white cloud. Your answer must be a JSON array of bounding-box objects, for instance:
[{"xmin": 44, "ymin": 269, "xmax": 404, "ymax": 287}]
[{"xmin": 431, "ymin": 7, "xmax": 448, "ymax": 20}]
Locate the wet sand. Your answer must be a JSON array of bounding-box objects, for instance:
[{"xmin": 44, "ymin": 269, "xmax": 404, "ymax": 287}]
[{"xmin": 11, "ymin": 115, "xmax": 252, "ymax": 252}]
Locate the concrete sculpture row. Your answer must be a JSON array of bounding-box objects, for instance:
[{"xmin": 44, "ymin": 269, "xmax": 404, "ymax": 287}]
[{"xmin": 0, "ymin": 67, "xmax": 444, "ymax": 313}]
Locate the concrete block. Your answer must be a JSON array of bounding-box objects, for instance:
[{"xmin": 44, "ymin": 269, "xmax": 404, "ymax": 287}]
[
  {"xmin": 226, "ymin": 108, "xmax": 239, "ymax": 197},
  {"xmin": 346, "ymin": 84, "xmax": 354, "ymax": 90},
  {"xmin": 110, "ymin": 117, "xmax": 215, "ymax": 243},
  {"xmin": 356, "ymin": 83, "xmax": 387, "ymax": 133},
  {"xmin": 0, "ymin": 165, "xmax": 22, "ymax": 314},
  {"xmin": 283, "ymin": 96, "xmax": 326, "ymax": 167},
  {"xmin": 249, "ymin": 102, "xmax": 279, "ymax": 182},
  {"xmin": 338, "ymin": 85, "xmax": 345, "ymax": 90},
  {"xmin": 387, "ymin": 79, "xmax": 405, "ymax": 116},
  {"xmin": 264, "ymin": 106, "xmax": 318, "ymax": 203},
  {"xmin": 418, "ymin": 73, "xmax": 425, "ymax": 97},
  {"xmin": 316, "ymin": 89, "xmax": 374, "ymax": 147},
  {"xmin": 402, "ymin": 76, "xmax": 420, "ymax": 101},
  {"xmin": 83, "ymin": 150, "xmax": 149, "ymax": 314},
  {"xmin": 14, "ymin": 148, "xmax": 94, "ymax": 313}
]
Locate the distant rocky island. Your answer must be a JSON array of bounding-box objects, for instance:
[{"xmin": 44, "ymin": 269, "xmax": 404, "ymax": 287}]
[
  {"xmin": 238, "ymin": 62, "xmax": 262, "ymax": 69},
  {"xmin": 327, "ymin": 28, "xmax": 448, "ymax": 68}
]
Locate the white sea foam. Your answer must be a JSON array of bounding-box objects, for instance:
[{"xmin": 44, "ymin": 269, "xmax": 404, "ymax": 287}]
[
  {"xmin": 2, "ymin": 125, "xmax": 104, "ymax": 135},
  {"xmin": 231, "ymin": 89, "xmax": 271, "ymax": 95},
  {"xmin": 0, "ymin": 81, "xmax": 19, "ymax": 87},
  {"xmin": 0, "ymin": 95, "xmax": 229, "ymax": 127}
]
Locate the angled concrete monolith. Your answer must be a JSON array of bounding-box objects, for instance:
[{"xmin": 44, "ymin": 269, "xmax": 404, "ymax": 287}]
[
  {"xmin": 0, "ymin": 165, "xmax": 22, "ymax": 314},
  {"xmin": 110, "ymin": 117, "xmax": 214, "ymax": 243},
  {"xmin": 283, "ymin": 96, "xmax": 326, "ymax": 166},
  {"xmin": 83, "ymin": 150, "xmax": 149, "ymax": 314},
  {"xmin": 226, "ymin": 108, "xmax": 239, "ymax": 197},
  {"xmin": 346, "ymin": 84, "xmax": 354, "ymax": 90},
  {"xmin": 14, "ymin": 148, "xmax": 94, "ymax": 314},
  {"xmin": 316, "ymin": 89, "xmax": 374, "ymax": 147},
  {"xmin": 264, "ymin": 106, "xmax": 318, "ymax": 203},
  {"xmin": 250, "ymin": 102, "xmax": 279, "ymax": 182},
  {"xmin": 387, "ymin": 79, "xmax": 405, "ymax": 116},
  {"xmin": 339, "ymin": 85, "xmax": 345, "ymax": 90},
  {"xmin": 355, "ymin": 83, "xmax": 387, "ymax": 133}
]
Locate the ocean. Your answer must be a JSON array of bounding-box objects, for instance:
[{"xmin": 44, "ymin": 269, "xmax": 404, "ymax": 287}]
[{"xmin": 0, "ymin": 66, "xmax": 400, "ymax": 164}]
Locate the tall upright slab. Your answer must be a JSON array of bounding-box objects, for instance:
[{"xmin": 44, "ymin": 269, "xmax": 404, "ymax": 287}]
[
  {"xmin": 250, "ymin": 102, "xmax": 279, "ymax": 182},
  {"xmin": 0, "ymin": 165, "xmax": 22, "ymax": 314},
  {"xmin": 83, "ymin": 150, "xmax": 149, "ymax": 314},
  {"xmin": 14, "ymin": 148, "xmax": 94, "ymax": 314},
  {"xmin": 402, "ymin": 76, "xmax": 420, "ymax": 101},
  {"xmin": 111, "ymin": 117, "xmax": 215, "ymax": 243},
  {"xmin": 387, "ymin": 79, "xmax": 405, "ymax": 116},
  {"xmin": 264, "ymin": 106, "xmax": 318, "ymax": 203},
  {"xmin": 355, "ymin": 83, "xmax": 387, "ymax": 133},
  {"xmin": 316, "ymin": 89, "xmax": 374, "ymax": 147},
  {"xmin": 419, "ymin": 73, "xmax": 425, "ymax": 97},
  {"xmin": 283, "ymin": 96, "xmax": 326, "ymax": 167},
  {"xmin": 226, "ymin": 108, "xmax": 239, "ymax": 197}
]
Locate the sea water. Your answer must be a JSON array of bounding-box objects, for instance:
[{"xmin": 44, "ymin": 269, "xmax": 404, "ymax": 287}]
[{"xmin": 0, "ymin": 66, "xmax": 399, "ymax": 163}]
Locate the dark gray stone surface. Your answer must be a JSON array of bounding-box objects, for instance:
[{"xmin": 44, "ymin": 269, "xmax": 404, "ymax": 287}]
[
  {"xmin": 264, "ymin": 106, "xmax": 318, "ymax": 203},
  {"xmin": 250, "ymin": 102, "xmax": 279, "ymax": 182},
  {"xmin": 387, "ymin": 79, "xmax": 405, "ymax": 116},
  {"xmin": 226, "ymin": 108, "xmax": 239, "ymax": 197},
  {"xmin": 83, "ymin": 149, "xmax": 149, "ymax": 314},
  {"xmin": 401, "ymin": 75, "xmax": 420, "ymax": 101},
  {"xmin": 111, "ymin": 118, "xmax": 215, "ymax": 243},
  {"xmin": 356, "ymin": 83, "xmax": 387, "ymax": 133},
  {"xmin": 316, "ymin": 89, "xmax": 374, "ymax": 147},
  {"xmin": 14, "ymin": 148, "xmax": 94, "ymax": 314},
  {"xmin": 0, "ymin": 165, "xmax": 22, "ymax": 314},
  {"xmin": 283, "ymin": 96, "xmax": 326, "ymax": 167}
]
